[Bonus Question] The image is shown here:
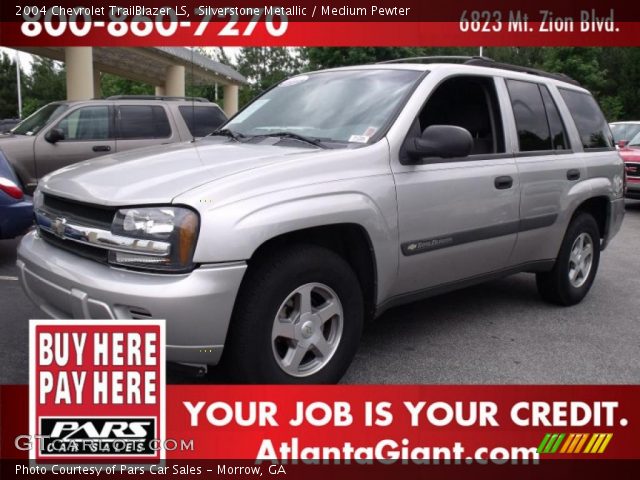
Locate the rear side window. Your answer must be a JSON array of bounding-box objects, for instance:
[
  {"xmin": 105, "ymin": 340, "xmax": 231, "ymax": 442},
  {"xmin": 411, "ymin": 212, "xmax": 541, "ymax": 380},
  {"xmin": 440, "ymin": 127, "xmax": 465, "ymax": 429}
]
[
  {"xmin": 506, "ymin": 80, "xmax": 553, "ymax": 152},
  {"xmin": 179, "ymin": 106, "xmax": 227, "ymax": 137},
  {"xmin": 559, "ymin": 89, "xmax": 613, "ymax": 150},
  {"xmin": 117, "ymin": 106, "xmax": 171, "ymax": 139}
]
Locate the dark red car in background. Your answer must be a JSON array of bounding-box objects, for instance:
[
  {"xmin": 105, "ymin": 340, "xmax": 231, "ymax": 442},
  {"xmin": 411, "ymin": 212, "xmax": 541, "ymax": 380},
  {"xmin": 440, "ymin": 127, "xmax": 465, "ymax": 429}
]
[{"xmin": 619, "ymin": 132, "xmax": 640, "ymax": 199}]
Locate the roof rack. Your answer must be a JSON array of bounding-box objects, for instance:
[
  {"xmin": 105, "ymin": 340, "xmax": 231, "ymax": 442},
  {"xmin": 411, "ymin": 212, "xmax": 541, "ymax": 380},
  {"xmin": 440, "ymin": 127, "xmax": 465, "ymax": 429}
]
[
  {"xmin": 377, "ymin": 56, "xmax": 483, "ymax": 64},
  {"xmin": 377, "ymin": 56, "xmax": 581, "ymax": 86},
  {"xmin": 464, "ymin": 58, "xmax": 581, "ymax": 86},
  {"xmin": 105, "ymin": 95, "xmax": 210, "ymax": 102}
]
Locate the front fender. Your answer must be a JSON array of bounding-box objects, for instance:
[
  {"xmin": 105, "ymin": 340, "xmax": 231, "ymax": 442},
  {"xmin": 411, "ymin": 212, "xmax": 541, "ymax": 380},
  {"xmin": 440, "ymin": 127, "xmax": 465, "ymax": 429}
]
[{"xmin": 189, "ymin": 179, "xmax": 399, "ymax": 304}]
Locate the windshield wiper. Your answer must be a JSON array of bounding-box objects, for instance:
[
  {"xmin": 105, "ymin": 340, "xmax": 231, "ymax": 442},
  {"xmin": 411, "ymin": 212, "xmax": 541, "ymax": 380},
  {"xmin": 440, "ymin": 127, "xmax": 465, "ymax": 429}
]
[
  {"xmin": 253, "ymin": 131, "xmax": 327, "ymax": 149},
  {"xmin": 210, "ymin": 128, "xmax": 245, "ymax": 141}
]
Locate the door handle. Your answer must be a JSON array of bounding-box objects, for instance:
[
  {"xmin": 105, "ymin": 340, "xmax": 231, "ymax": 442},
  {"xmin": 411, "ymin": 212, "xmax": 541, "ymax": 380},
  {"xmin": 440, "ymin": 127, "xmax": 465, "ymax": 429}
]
[
  {"xmin": 567, "ymin": 169, "xmax": 581, "ymax": 181},
  {"xmin": 494, "ymin": 175, "xmax": 513, "ymax": 190},
  {"xmin": 92, "ymin": 145, "xmax": 111, "ymax": 152}
]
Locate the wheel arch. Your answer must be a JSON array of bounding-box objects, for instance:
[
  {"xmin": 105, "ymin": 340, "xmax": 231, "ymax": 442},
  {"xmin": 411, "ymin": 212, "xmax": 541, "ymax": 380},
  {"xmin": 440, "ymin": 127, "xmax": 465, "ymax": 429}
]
[
  {"xmin": 569, "ymin": 195, "xmax": 610, "ymax": 242},
  {"xmin": 247, "ymin": 223, "xmax": 378, "ymax": 320}
]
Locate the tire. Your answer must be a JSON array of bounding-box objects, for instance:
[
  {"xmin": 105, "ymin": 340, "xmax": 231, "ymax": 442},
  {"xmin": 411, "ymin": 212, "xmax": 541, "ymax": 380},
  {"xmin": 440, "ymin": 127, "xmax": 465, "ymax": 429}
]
[
  {"xmin": 223, "ymin": 244, "xmax": 364, "ymax": 384},
  {"xmin": 536, "ymin": 213, "xmax": 601, "ymax": 306}
]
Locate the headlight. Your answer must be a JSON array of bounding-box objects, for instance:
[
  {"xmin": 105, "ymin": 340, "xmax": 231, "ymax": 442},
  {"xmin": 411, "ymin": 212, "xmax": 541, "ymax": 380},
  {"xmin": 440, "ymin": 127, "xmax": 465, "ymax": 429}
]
[
  {"xmin": 109, "ymin": 206, "xmax": 199, "ymax": 272},
  {"xmin": 33, "ymin": 187, "xmax": 44, "ymax": 210}
]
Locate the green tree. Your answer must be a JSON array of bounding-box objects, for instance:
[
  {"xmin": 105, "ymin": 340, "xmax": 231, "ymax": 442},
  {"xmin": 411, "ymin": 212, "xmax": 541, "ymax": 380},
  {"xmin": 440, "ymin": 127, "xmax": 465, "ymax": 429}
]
[
  {"xmin": 100, "ymin": 73, "xmax": 153, "ymax": 98},
  {"xmin": 234, "ymin": 47, "xmax": 305, "ymax": 106},
  {"xmin": 304, "ymin": 47, "xmax": 482, "ymax": 70},
  {"xmin": 22, "ymin": 56, "xmax": 66, "ymax": 116},
  {"xmin": 598, "ymin": 47, "xmax": 640, "ymax": 120},
  {"xmin": 0, "ymin": 52, "xmax": 24, "ymax": 118}
]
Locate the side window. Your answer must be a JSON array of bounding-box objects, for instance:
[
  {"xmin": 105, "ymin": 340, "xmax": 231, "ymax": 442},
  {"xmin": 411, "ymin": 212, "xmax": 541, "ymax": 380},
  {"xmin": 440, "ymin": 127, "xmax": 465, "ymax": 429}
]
[
  {"xmin": 117, "ymin": 106, "xmax": 172, "ymax": 139},
  {"xmin": 539, "ymin": 86, "xmax": 569, "ymax": 150},
  {"xmin": 559, "ymin": 89, "xmax": 613, "ymax": 150},
  {"xmin": 178, "ymin": 106, "xmax": 227, "ymax": 137},
  {"xmin": 506, "ymin": 79, "xmax": 552, "ymax": 152},
  {"xmin": 416, "ymin": 75, "xmax": 505, "ymax": 155},
  {"xmin": 56, "ymin": 106, "xmax": 110, "ymax": 140}
]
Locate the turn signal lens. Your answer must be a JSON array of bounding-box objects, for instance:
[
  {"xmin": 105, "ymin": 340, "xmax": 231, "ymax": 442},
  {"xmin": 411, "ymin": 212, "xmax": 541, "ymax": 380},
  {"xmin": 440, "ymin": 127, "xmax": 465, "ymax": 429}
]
[{"xmin": 0, "ymin": 177, "xmax": 23, "ymax": 200}]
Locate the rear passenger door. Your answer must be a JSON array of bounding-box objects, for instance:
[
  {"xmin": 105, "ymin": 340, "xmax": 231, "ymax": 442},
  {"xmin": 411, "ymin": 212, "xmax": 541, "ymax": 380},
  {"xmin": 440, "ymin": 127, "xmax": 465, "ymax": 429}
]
[
  {"xmin": 392, "ymin": 74, "xmax": 521, "ymax": 295},
  {"xmin": 114, "ymin": 104, "xmax": 181, "ymax": 153},
  {"xmin": 504, "ymin": 79, "xmax": 584, "ymax": 265}
]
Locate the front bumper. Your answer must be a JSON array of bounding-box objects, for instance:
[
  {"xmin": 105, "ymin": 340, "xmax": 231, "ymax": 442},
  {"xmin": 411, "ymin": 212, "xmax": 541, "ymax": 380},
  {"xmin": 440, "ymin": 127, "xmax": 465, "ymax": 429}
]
[
  {"xmin": 17, "ymin": 231, "xmax": 246, "ymax": 365},
  {"xmin": 626, "ymin": 178, "xmax": 640, "ymax": 199}
]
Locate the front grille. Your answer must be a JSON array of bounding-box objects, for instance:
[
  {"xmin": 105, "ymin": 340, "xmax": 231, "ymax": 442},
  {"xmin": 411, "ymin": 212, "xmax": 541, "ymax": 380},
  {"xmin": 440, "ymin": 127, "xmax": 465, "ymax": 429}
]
[
  {"xmin": 40, "ymin": 230, "xmax": 108, "ymax": 264},
  {"xmin": 627, "ymin": 162, "xmax": 640, "ymax": 178},
  {"xmin": 43, "ymin": 194, "xmax": 116, "ymax": 229}
]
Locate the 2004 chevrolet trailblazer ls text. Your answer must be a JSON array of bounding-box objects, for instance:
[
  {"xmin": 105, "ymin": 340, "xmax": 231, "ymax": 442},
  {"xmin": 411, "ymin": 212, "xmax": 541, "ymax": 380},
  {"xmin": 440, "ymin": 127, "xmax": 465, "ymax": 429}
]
[{"xmin": 17, "ymin": 58, "xmax": 625, "ymax": 383}]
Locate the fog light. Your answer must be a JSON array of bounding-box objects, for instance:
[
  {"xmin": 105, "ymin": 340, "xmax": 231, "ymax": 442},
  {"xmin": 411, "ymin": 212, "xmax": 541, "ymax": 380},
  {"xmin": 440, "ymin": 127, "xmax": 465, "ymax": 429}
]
[{"xmin": 110, "ymin": 252, "xmax": 168, "ymax": 265}]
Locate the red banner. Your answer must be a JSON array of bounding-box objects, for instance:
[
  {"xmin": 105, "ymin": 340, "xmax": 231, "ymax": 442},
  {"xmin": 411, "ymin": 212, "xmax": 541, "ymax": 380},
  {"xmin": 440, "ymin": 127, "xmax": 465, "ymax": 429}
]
[{"xmin": 4, "ymin": 384, "xmax": 640, "ymax": 462}]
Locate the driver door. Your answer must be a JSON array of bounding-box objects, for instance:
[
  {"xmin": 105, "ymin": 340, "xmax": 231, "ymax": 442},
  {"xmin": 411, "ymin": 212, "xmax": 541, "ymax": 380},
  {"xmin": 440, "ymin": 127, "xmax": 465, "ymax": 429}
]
[
  {"xmin": 34, "ymin": 104, "xmax": 115, "ymax": 179},
  {"xmin": 391, "ymin": 74, "xmax": 520, "ymax": 296}
]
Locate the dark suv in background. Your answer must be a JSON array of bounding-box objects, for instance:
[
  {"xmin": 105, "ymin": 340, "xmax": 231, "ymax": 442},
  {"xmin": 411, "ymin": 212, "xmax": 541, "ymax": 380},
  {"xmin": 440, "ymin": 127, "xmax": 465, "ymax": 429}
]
[{"xmin": 0, "ymin": 96, "xmax": 226, "ymax": 193}]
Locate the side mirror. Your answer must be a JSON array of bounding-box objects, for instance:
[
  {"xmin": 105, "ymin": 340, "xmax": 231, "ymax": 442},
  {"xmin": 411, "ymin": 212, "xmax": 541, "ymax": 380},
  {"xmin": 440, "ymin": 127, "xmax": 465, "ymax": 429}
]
[
  {"xmin": 45, "ymin": 128, "xmax": 65, "ymax": 144},
  {"xmin": 407, "ymin": 125, "xmax": 473, "ymax": 161},
  {"xmin": 618, "ymin": 140, "xmax": 628, "ymax": 148}
]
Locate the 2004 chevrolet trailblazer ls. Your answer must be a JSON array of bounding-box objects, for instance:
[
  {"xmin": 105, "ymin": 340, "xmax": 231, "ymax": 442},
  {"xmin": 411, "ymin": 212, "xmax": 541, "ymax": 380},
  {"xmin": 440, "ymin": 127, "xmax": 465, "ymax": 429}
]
[{"xmin": 17, "ymin": 58, "xmax": 625, "ymax": 383}]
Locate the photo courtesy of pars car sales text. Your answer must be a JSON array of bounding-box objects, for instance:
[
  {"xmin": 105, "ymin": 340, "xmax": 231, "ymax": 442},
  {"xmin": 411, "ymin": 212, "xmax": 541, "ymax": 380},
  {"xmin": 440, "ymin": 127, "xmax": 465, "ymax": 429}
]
[{"xmin": 0, "ymin": 0, "xmax": 639, "ymax": 478}]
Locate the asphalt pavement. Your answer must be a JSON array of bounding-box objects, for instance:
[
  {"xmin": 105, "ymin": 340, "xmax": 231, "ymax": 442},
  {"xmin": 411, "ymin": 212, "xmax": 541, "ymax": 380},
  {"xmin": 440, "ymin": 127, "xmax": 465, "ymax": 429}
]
[{"xmin": 2, "ymin": 201, "xmax": 639, "ymax": 384}]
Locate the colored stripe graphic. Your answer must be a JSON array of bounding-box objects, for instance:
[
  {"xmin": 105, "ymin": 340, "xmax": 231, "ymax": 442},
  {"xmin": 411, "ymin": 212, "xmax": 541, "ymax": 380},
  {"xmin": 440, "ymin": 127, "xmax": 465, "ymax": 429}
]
[
  {"xmin": 597, "ymin": 434, "xmax": 613, "ymax": 453},
  {"xmin": 559, "ymin": 433, "xmax": 575, "ymax": 453},
  {"xmin": 550, "ymin": 433, "xmax": 565, "ymax": 453},
  {"xmin": 583, "ymin": 434, "xmax": 599, "ymax": 453},
  {"xmin": 573, "ymin": 433, "xmax": 589, "ymax": 453},
  {"xmin": 537, "ymin": 433, "xmax": 551, "ymax": 453},
  {"xmin": 539, "ymin": 433, "xmax": 613, "ymax": 454}
]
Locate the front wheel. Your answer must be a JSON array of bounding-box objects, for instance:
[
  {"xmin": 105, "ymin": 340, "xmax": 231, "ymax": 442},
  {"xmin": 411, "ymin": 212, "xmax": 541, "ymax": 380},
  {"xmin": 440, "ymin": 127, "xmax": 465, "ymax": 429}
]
[
  {"xmin": 223, "ymin": 244, "xmax": 364, "ymax": 384},
  {"xmin": 536, "ymin": 213, "xmax": 601, "ymax": 306}
]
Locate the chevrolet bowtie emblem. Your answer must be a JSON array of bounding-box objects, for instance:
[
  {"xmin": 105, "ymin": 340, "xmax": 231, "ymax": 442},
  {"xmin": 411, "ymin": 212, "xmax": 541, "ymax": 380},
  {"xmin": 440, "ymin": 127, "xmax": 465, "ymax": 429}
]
[{"xmin": 52, "ymin": 217, "xmax": 67, "ymax": 239}]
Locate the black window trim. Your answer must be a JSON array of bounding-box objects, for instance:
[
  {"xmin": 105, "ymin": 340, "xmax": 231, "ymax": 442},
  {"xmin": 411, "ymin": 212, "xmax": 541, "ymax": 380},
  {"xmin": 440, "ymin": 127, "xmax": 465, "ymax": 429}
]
[
  {"xmin": 513, "ymin": 149, "xmax": 575, "ymax": 158},
  {"xmin": 538, "ymin": 83, "xmax": 572, "ymax": 152},
  {"xmin": 412, "ymin": 152, "xmax": 514, "ymax": 165}
]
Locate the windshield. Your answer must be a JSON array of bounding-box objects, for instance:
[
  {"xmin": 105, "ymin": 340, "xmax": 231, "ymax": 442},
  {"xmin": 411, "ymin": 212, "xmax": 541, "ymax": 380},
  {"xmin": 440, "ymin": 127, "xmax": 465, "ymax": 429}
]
[
  {"xmin": 628, "ymin": 131, "xmax": 640, "ymax": 147},
  {"xmin": 225, "ymin": 69, "xmax": 423, "ymax": 145},
  {"xmin": 611, "ymin": 123, "xmax": 640, "ymax": 143},
  {"xmin": 12, "ymin": 103, "xmax": 69, "ymax": 135}
]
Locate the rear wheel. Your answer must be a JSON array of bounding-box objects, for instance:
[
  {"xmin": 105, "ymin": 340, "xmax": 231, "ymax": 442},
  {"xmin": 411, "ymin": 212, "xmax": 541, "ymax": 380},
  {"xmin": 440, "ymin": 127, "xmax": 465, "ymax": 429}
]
[
  {"xmin": 223, "ymin": 244, "xmax": 364, "ymax": 384},
  {"xmin": 536, "ymin": 213, "xmax": 600, "ymax": 306}
]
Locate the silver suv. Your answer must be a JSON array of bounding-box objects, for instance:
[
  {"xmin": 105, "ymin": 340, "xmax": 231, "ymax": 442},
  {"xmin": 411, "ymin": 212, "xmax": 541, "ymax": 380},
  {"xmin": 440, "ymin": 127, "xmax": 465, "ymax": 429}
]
[
  {"xmin": 1, "ymin": 96, "xmax": 226, "ymax": 192},
  {"xmin": 17, "ymin": 58, "xmax": 625, "ymax": 384}
]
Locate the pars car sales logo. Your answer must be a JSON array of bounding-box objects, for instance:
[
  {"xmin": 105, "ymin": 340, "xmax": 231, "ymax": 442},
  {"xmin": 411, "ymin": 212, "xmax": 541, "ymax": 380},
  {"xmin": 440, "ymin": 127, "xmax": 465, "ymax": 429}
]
[{"xmin": 29, "ymin": 320, "xmax": 165, "ymax": 461}]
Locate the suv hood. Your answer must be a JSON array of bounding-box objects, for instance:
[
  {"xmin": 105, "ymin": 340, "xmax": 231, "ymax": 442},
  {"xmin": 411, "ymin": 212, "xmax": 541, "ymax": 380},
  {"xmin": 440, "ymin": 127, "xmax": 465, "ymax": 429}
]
[
  {"xmin": 620, "ymin": 146, "xmax": 640, "ymax": 161},
  {"xmin": 40, "ymin": 138, "xmax": 319, "ymax": 206}
]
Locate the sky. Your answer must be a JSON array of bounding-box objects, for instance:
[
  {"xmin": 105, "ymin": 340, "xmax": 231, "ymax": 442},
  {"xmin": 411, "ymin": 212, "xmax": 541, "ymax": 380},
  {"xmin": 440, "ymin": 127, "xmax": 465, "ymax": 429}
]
[
  {"xmin": 0, "ymin": 46, "xmax": 241, "ymax": 75},
  {"xmin": 1, "ymin": 48, "xmax": 36, "ymax": 74}
]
